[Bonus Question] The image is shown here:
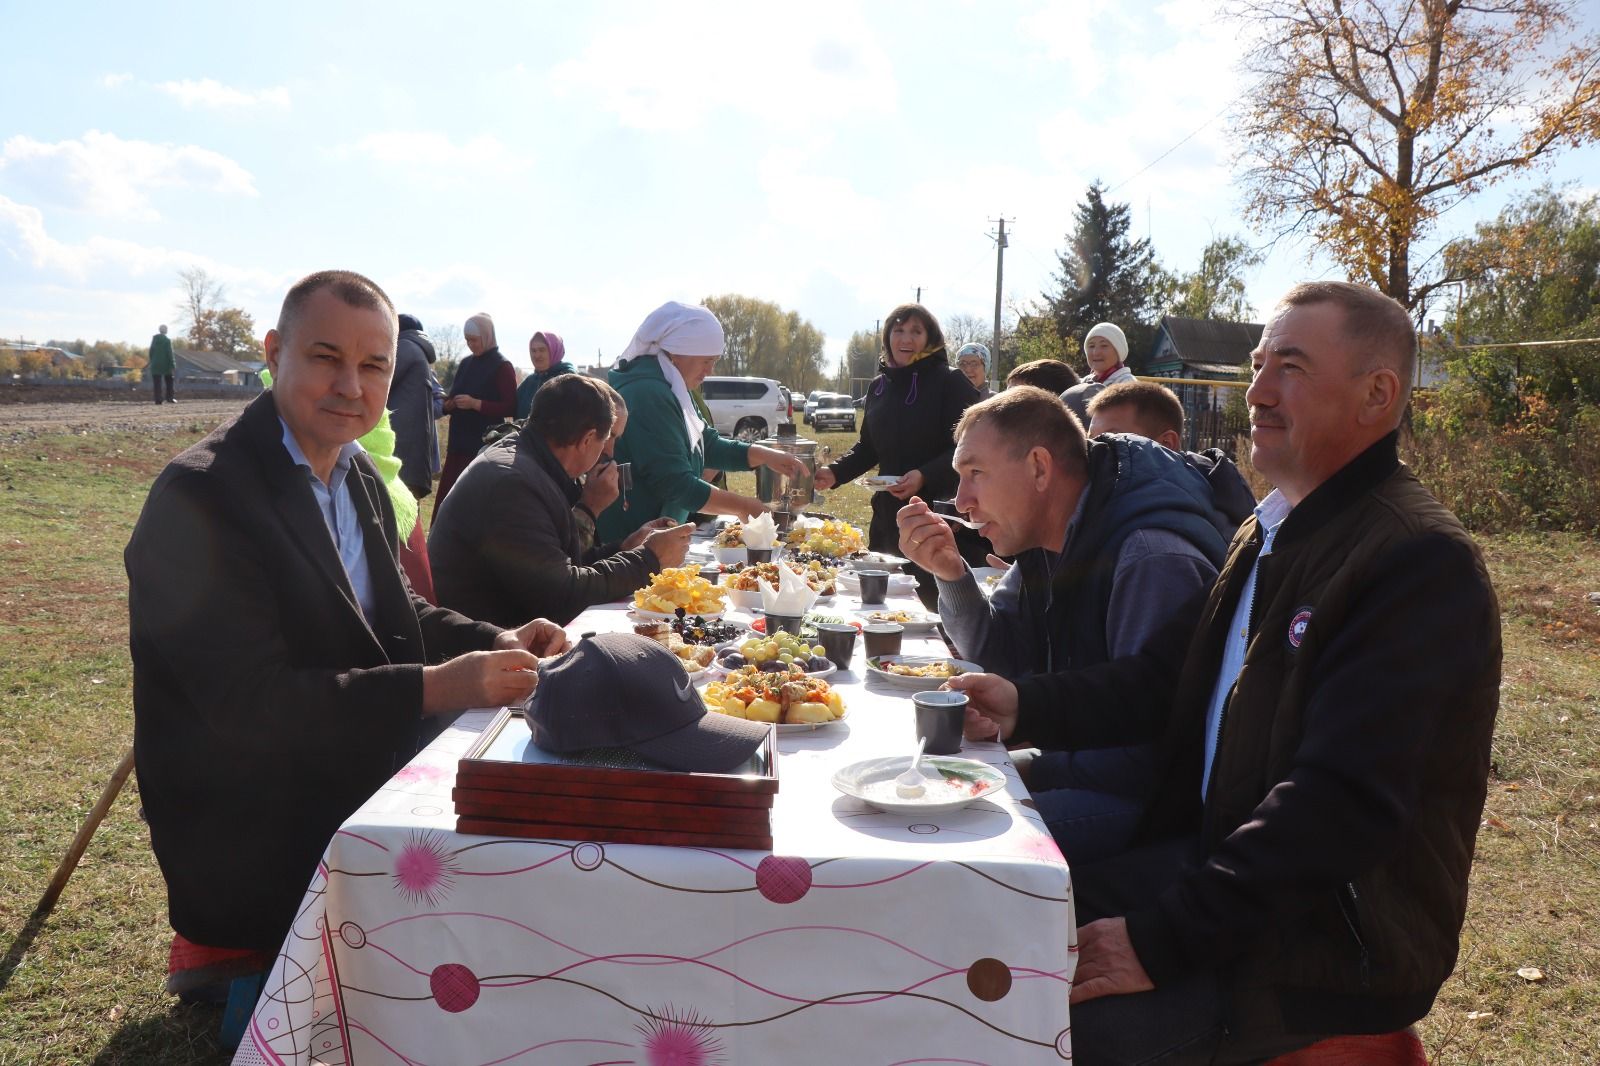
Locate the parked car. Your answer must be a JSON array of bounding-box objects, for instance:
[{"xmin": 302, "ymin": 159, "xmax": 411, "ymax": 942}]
[
  {"xmin": 700, "ymin": 376, "xmax": 794, "ymax": 441},
  {"xmin": 802, "ymin": 389, "xmax": 826, "ymax": 425},
  {"xmin": 811, "ymin": 393, "xmax": 857, "ymax": 432}
]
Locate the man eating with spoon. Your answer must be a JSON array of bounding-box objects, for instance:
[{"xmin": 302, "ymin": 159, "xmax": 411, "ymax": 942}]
[{"xmin": 894, "ymin": 386, "xmax": 1236, "ymax": 861}]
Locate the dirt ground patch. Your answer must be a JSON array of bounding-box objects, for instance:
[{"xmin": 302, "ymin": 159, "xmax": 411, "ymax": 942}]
[{"xmin": 0, "ymin": 392, "xmax": 247, "ymax": 439}]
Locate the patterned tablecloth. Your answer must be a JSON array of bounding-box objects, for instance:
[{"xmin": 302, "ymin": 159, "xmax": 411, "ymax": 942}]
[{"xmin": 235, "ymin": 587, "xmax": 1076, "ymax": 1065}]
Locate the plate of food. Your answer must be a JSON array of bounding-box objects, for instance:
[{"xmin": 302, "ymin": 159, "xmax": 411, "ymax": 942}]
[
  {"xmin": 968, "ymin": 566, "xmax": 1009, "ymax": 596},
  {"xmin": 832, "ymin": 756, "xmax": 1006, "ymax": 814},
  {"xmin": 714, "ymin": 632, "xmax": 836, "ymax": 679},
  {"xmin": 701, "ymin": 664, "xmax": 847, "ymax": 731},
  {"xmin": 849, "ymin": 551, "xmax": 908, "ymax": 572},
  {"xmin": 855, "ymin": 607, "xmax": 941, "ymax": 633},
  {"xmin": 859, "ymin": 475, "xmax": 900, "ymax": 492},
  {"xmin": 632, "ymin": 565, "xmax": 728, "ymax": 618},
  {"xmin": 721, "ymin": 560, "xmax": 838, "ymax": 598},
  {"xmin": 865, "ymin": 654, "xmax": 980, "ymax": 691},
  {"xmin": 748, "ymin": 611, "xmax": 859, "ymax": 641},
  {"xmin": 785, "ymin": 518, "xmax": 867, "ymax": 558}
]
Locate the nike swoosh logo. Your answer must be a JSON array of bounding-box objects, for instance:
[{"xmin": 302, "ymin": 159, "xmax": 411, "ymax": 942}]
[{"xmin": 674, "ymin": 670, "xmax": 694, "ymax": 701}]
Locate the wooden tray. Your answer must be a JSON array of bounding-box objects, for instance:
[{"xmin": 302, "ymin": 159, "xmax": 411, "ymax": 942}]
[
  {"xmin": 456, "ymin": 816, "xmax": 773, "ymax": 851},
  {"xmin": 455, "ymin": 708, "xmax": 778, "ymax": 848}
]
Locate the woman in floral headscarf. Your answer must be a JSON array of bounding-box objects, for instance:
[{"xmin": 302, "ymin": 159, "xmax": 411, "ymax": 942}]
[
  {"xmin": 595, "ymin": 301, "xmax": 805, "ymax": 543},
  {"xmin": 515, "ymin": 330, "xmax": 576, "ymax": 420}
]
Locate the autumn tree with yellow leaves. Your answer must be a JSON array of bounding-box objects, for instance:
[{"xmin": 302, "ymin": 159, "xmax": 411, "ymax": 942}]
[{"xmin": 1231, "ymin": 0, "xmax": 1600, "ymax": 311}]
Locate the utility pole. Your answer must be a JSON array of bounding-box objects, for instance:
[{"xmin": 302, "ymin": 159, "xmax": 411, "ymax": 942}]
[
  {"xmin": 990, "ymin": 216, "xmax": 1012, "ymax": 389},
  {"xmin": 915, "ymin": 287, "xmax": 923, "ymax": 303}
]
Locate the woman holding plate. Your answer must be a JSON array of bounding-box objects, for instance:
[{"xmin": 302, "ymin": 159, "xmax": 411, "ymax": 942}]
[{"xmin": 815, "ymin": 303, "xmax": 983, "ymax": 600}]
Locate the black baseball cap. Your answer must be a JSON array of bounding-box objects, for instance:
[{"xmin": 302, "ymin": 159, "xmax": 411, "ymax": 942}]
[{"xmin": 526, "ymin": 633, "xmax": 770, "ymax": 773}]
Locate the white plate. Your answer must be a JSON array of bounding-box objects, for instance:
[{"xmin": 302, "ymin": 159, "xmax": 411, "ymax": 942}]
[
  {"xmin": 864, "ymin": 655, "xmax": 980, "ymax": 691},
  {"xmin": 860, "ymin": 475, "xmax": 900, "ymax": 491},
  {"xmin": 628, "ymin": 605, "xmax": 726, "ymax": 622},
  {"xmin": 711, "ymin": 653, "xmax": 837, "ymax": 682},
  {"xmin": 968, "ymin": 566, "xmax": 1008, "ymax": 596},
  {"xmin": 832, "ymin": 756, "xmax": 1006, "ymax": 813},
  {"xmin": 849, "ymin": 552, "xmax": 908, "ymax": 572},
  {"xmin": 855, "ymin": 608, "xmax": 941, "ymax": 633},
  {"xmin": 711, "ymin": 545, "xmax": 748, "ymax": 564},
  {"xmin": 778, "ymin": 706, "xmax": 848, "ymax": 732}
]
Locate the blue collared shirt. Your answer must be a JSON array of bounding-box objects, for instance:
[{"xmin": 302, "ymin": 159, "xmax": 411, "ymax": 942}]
[
  {"xmin": 1200, "ymin": 489, "xmax": 1292, "ymax": 799},
  {"xmin": 279, "ymin": 419, "xmax": 376, "ymax": 623}
]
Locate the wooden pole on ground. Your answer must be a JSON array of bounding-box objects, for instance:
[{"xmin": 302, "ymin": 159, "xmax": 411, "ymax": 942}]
[{"xmin": 31, "ymin": 747, "xmax": 136, "ymax": 922}]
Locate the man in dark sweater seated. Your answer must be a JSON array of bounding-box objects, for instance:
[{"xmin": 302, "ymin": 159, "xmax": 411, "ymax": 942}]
[
  {"xmin": 430, "ymin": 373, "xmax": 693, "ymax": 627},
  {"xmin": 963, "ymin": 282, "xmax": 1501, "ymax": 1064},
  {"xmin": 895, "ymin": 386, "xmax": 1234, "ymax": 862}
]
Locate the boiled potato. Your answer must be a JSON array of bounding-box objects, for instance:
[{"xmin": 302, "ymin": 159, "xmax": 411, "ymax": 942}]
[
  {"xmin": 745, "ymin": 698, "xmax": 781, "ymax": 724},
  {"xmin": 788, "ymin": 701, "xmax": 833, "ymax": 724}
]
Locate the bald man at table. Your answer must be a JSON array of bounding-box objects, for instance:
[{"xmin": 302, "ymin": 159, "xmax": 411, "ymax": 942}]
[{"xmin": 126, "ymin": 270, "xmax": 568, "ymax": 968}]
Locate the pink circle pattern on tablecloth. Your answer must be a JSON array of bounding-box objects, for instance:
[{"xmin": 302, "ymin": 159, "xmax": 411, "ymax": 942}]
[
  {"xmin": 754, "ymin": 855, "xmax": 813, "ymax": 903},
  {"xmin": 430, "ymin": 962, "xmax": 481, "ymax": 1013}
]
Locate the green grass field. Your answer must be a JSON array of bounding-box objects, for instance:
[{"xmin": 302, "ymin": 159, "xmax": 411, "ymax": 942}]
[{"xmin": 2, "ymin": 419, "xmax": 1597, "ymax": 1063}]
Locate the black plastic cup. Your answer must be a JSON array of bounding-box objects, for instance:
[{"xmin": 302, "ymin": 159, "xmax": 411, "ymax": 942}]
[
  {"xmin": 815, "ymin": 623, "xmax": 859, "ymax": 671},
  {"xmin": 746, "ymin": 547, "xmax": 774, "ymax": 564},
  {"xmin": 857, "ymin": 568, "xmax": 890, "ymax": 604},
  {"xmin": 912, "ymin": 690, "xmax": 967, "ymax": 755},
  {"xmin": 763, "ymin": 611, "xmax": 804, "ymax": 637},
  {"xmin": 861, "ymin": 622, "xmax": 904, "ymax": 658}
]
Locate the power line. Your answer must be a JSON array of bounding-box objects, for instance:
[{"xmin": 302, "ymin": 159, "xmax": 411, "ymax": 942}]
[{"xmin": 1106, "ymin": 101, "xmax": 1233, "ymax": 195}]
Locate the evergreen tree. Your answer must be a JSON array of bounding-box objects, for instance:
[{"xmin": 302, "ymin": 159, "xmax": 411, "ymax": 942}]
[{"xmin": 1045, "ymin": 182, "xmax": 1170, "ymax": 368}]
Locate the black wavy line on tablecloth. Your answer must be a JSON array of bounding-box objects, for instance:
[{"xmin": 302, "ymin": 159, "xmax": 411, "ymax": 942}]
[{"xmin": 338, "ymin": 975, "xmax": 1056, "ymax": 1049}]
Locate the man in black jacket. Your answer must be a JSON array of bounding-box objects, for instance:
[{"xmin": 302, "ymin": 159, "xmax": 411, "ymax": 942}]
[
  {"xmin": 429, "ymin": 373, "xmax": 694, "ymax": 627},
  {"xmin": 127, "ymin": 271, "xmax": 569, "ymax": 959},
  {"xmin": 967, "ymin": 282, "xmax": 1501, "ymax": 1064},
  {"xmin": 389, "ymin": 313, "xmax": 438, "ymax": 499}
]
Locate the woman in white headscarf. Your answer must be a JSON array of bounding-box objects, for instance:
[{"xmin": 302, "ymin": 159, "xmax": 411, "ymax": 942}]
[{"xmin": 595, "ymin": 301, "xmax": 806, "ymax": 543}]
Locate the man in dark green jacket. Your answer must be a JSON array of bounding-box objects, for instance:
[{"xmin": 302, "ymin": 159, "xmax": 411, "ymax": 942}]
[
  {"xmin": 148, "ymin": 324, "xmax": 175, "ymax": 404},
  {"xmin": 968, "ymin": 282, "xmax": 1501, "ymax": 1064}
]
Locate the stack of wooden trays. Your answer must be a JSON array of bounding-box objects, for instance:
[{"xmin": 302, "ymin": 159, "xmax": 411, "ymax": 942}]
[{"xmin": 454, "ymin": 707, "xmax": 778, "ymax": 850}]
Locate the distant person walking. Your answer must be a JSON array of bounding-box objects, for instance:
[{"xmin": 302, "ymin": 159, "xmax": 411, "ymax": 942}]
[{"xmin": 149, "ymin": 325, "xmax": 176, "ymax": 405}]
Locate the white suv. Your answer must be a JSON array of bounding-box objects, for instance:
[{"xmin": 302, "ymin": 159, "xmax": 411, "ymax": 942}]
[{"xmin": 701, "ymin": 376, "xmax": 794, "ymax": 441}]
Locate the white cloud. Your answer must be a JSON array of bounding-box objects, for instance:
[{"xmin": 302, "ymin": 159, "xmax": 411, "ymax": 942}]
[
  {"xmin": 0, "ymin": 194, "xmax": 212, "ymax": 283},
  {"xmin": 0, "ymin": 131, "xmax": 258, "ymax": 221},
  {"xmin": 551, "ymin": 3, "xmax": 897, "ymax": 131},
  {"xmin": 346, "ymin": 131, "xmax": 515, "ymax": 168},
  {"xmin": 100, "ymin": 72, "xmax": 132, "ymax": 89},
  {"xmin": 155, "ymin": 78, "xmax": 291, "ymax": 110}
]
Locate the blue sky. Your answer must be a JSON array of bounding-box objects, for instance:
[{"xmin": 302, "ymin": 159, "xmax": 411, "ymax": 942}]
[{"xmin": 3, "ymin": 0, "xmax": 1596, "ymax": 371}]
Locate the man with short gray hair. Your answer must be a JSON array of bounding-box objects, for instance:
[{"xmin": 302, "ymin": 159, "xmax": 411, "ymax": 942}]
[{"xmin": 965, "ymin": 281, "xmax": 1501, "ymax": 1063}]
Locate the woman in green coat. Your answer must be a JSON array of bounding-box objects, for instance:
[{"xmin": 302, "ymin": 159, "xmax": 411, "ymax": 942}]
[{"xmin": 596, "ymin": 301, "xmax": 805, "ymax": 543}]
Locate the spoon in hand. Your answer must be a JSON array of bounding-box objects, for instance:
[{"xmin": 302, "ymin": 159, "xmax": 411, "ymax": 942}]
[
  {"xmin": 895, "ymin": 737, "xmax": 931, "ymax": 799},
  {"xmin": 936, "ymin": 512, "xmax": 983, "ymax": 531}
]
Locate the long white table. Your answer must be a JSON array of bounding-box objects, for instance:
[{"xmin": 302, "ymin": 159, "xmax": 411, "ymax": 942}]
[{"xmin": 235, "ymin": 578, "xmax": 1076, "ymax": 1065}]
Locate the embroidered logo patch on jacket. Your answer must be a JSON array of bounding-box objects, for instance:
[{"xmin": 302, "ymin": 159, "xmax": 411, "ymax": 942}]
[{"xmin": 1288, "ymin": 606, "xmax": 1314, "ymax": 649}]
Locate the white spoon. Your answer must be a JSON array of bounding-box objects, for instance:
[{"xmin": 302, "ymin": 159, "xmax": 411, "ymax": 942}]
[
  {"xmin": 895, "ymin": 737, "xmax": 931, "ymax": 799},
  {"xmin": 936, "ymin": 511, "xmax": 983, "ymax": 531}
]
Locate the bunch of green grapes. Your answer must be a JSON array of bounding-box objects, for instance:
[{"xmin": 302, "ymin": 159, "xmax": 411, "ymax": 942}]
[{"xmin": 719, "ymin": 631, "xmax": 831, "ymax": 673}]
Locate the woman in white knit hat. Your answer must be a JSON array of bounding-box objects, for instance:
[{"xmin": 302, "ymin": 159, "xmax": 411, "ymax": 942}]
[{"xmin": 1060, "ymin": 321, "xmax": 1135, "ymax": 425}]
